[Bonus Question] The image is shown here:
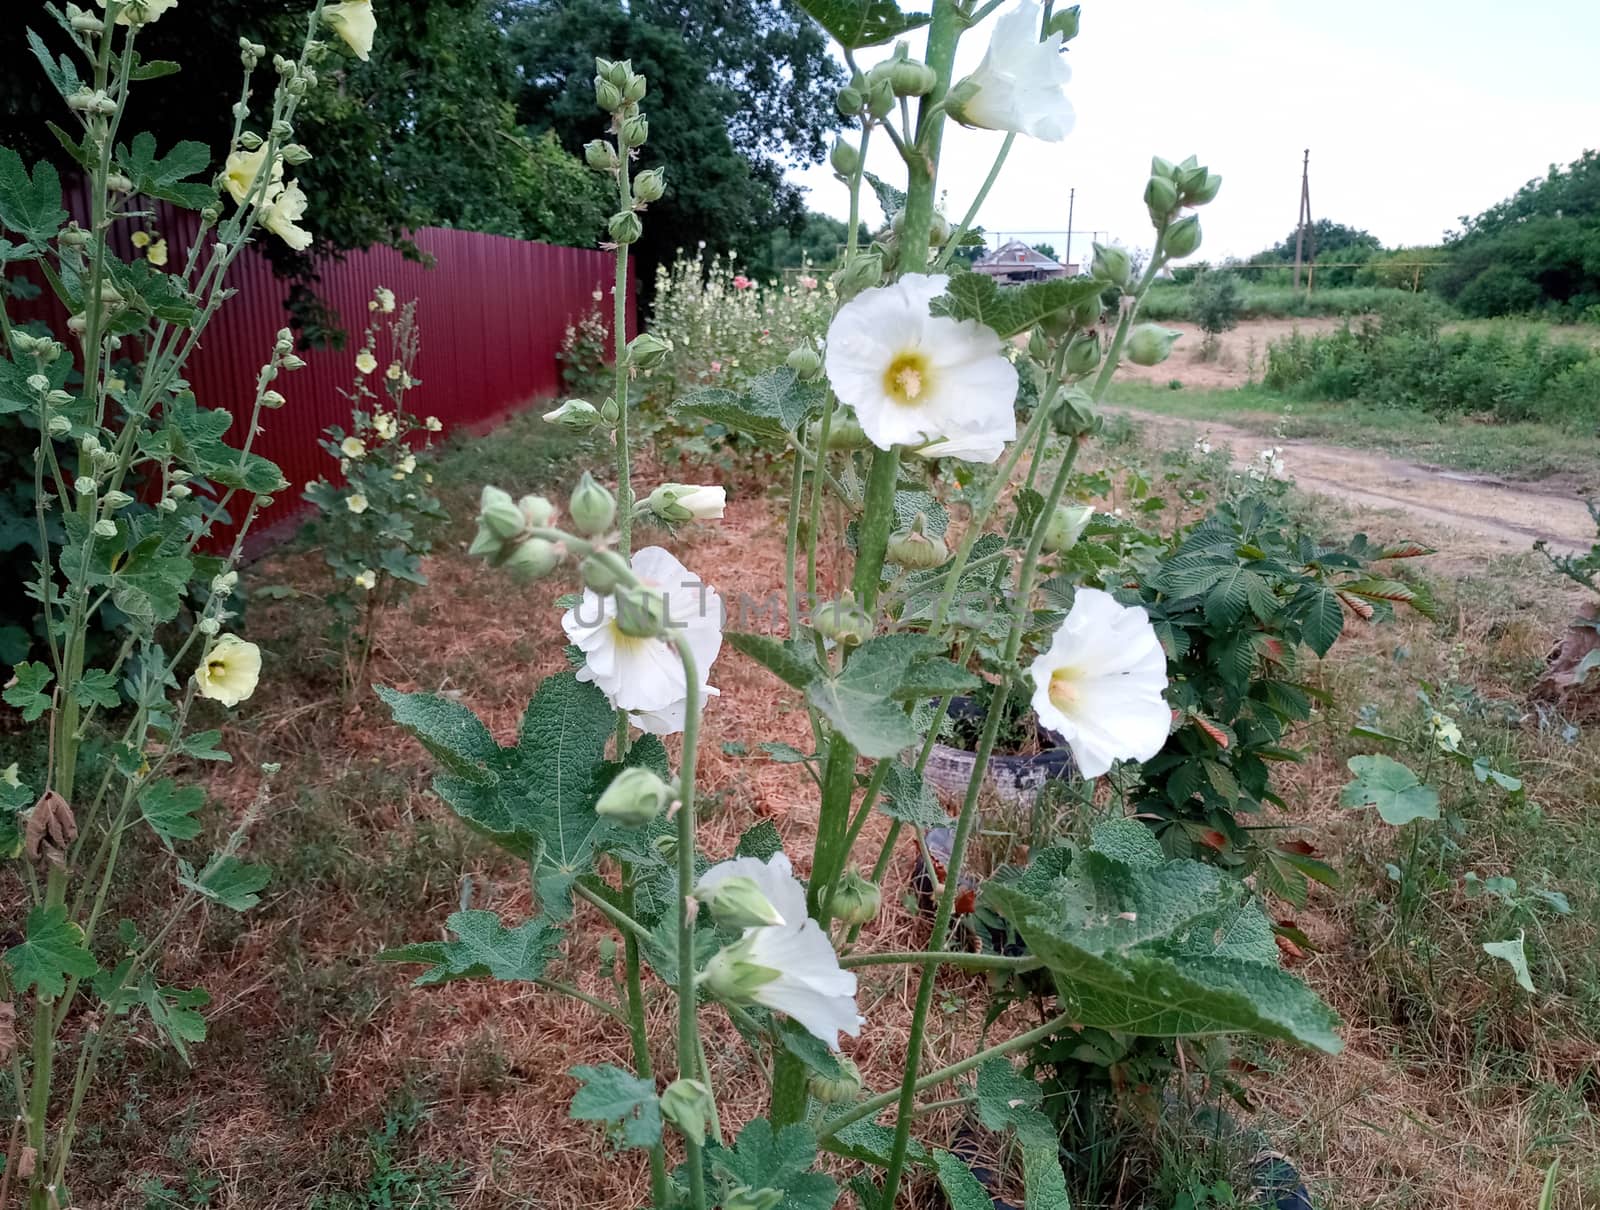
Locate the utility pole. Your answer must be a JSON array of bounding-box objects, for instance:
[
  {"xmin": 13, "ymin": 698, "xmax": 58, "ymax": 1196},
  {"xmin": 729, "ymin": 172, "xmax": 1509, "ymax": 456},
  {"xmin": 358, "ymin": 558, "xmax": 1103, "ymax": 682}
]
[
  {"xmin": 1292, "ymin": 148, "xmax": 1314, "ymax": 291},
  {"xmin": 1064, "ymin": 187, "xmax": 1076, "ymax": 272}
]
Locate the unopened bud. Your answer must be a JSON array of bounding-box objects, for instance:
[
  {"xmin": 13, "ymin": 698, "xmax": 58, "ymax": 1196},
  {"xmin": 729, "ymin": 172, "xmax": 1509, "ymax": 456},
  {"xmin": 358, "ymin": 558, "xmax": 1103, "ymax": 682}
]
[
  {"xmin": 211, "ymin": 570, "xmax": 239, "ymax": 597},
  {"xmin": 584, "ymin": 139, "xmax": 619, "ymax": 172},
  {"xmin": 608, "ymin": 211, "xmax": 643, "ymax": 245},
  {"xmin": 866, "ymin": 76, "xmax": 895, "ymax": 120},
  {"xmin": 1051, "ymin": 385, "xmax": 1099, "ymax": 437},
  {"xmin": 1048, "ymin": 5, "xmax": 1081, "ymax": 39},
  {"xmin": 613, "ymin": 585, "xmax": 668, "ymax": 638},
  {"xmin": 92, "ymin": 519, "xmax": 117, "ymax": 539},
  {"xmin": 659, "ymin": 1079, "xmax": 712, "ymax": 1144},
  {"xmin": 831, "ymin": 253, "xmax": 882, "ymax": 302},
  {"xmin": 812, "ymin": 593, "xmax": 872, "ymax": 648},
  {"xmin": 835, "ymin": 84, "xmax": 865, "ymax": 117},
  {"xmin": 829, "ymin": 139, "xmax": 859, "ymax": 178},
  {"xmin": 580, "ymin": 549, "xmax": 632, "ymax": 595},
  {"xmin": 633, "ymin": 167, "xmax": 665, "ymax": 204},
  {"xmin": 1126, "ymin": 324, "xmax": 1181, "ymax": 367},
  {"xmin": 597, "ymin": 57, "xmax": 632, "ymax": 88},
  {"xmin": 815, "ymin": 411, "xmax": 870, "ymax": 450},
  {"xmin": 808, "ymin": 1055, "xmax": 863, "ymax": 1105},
  {"xmin": 599, "ymin": 396, "xmax": 621, "ymax": 424},
  {"xmin": 697, "ymin": 874, "xmax": 784, "ymax": 929},
  {"xmin": 1145, "ymin": 174, "xmax": 1179, "ymax": 222},
  {"xmin": 1065, "ymin": 330, "xmax": 1101, "ymax": 376},
  {"xmin": 889, "ymin": 58, "xmax": 937, "ymax": 97},
  {"xmin": 502, "ymin": 537, "xmax": 560, "ymax": 582},
  {"xmin": 1090, "ymin": 242, "xmax": 1131, "ymax": 289},
  {"xmin": 478, "ymin": 485, "xmax": 526, "ymax": 540},
  {"xmin": 102, "ymin": 490, "xmax": 134, "ymax": 512},
  {"xmin": 1184, "ymin": 171, "xmax": 1222, "ymax": 207},
  {"xmin": 621, "ymin": 73, "xmax": 647, "ymax": 104},
  {"xmin": 620, "ymin": 113, "xmax": 649, "ymax": 149},
  {"xmin": 198, "ymin": 616, "xmax": 220, "ymax": 636},
  {"xmin": 831, "ymin": 869, "xmax": 881, "ymax": 927},
  {"xmin": 569, "ymin": 471, "xmax": 617, "ymax": 537},
  {"xmin": 646, "ymin": 483, "xmax": 725, "ymax": 523},
  {"xmin": 26, "ymin": 373, "xmax": 49, "ymax": 394},
  {"xmin": 886, "ymin": 514, "xmax": 948, "ymax": 570},
  {"xmin": 594, "ymin": 77, "xmax": 623, "ymax": 111},
  {"xmin": 626, "ymin": 332, "xmax": 672, "ymax": 370},
  {"xmin": 785, "ymin": 344, "xmax": 823, "ymax": 380},
  {"xmin": 48, "ymin": 415, "xmax": 72, "ymax": 436},
  {"xmin": 1164, "ymin": 214, "xmax": 1202, "ymax": 259},
  {"xmin": 518, "ymin": 494, "xmax": 555, "ymax": 529},
  {"xmin": 544, "ymin": 398, "xmax": 602, "ymax": 431},
  {"xmin": 1042, "ymin": 504, "xmax": 1094, "ymax": 554},
  {"xmin": 596, "ymin": 766, "xmax": 673, "ymax": 827},
  {"xmin": 260, "ymin": 389, "xmax": 286, "ymax": 410}
]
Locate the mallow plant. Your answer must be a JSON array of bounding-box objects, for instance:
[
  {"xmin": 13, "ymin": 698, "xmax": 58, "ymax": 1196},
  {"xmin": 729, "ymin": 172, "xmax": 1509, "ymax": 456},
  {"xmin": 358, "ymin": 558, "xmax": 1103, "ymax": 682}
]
[
  {"xmin": 379, "ymin": 2, "xmax": 1344, "ymax": 1207},
  {"xmin": 0, "ymin": 1, "xmax": 372, "ymax": 1205}
]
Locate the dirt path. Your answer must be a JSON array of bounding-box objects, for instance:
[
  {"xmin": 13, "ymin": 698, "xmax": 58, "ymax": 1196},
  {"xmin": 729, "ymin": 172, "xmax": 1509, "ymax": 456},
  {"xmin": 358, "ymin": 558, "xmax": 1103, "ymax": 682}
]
[{"xmin": 1115, "ymin": 406, "xmax": 1596, "ymax": 559}]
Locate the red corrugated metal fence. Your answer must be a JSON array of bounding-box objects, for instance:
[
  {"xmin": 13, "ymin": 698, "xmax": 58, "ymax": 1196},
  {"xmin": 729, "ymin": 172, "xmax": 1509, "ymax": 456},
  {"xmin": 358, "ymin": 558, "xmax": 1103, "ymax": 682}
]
[{"xmin": 10, "ymin": 204, "xmax": 634, "ymax": 543}]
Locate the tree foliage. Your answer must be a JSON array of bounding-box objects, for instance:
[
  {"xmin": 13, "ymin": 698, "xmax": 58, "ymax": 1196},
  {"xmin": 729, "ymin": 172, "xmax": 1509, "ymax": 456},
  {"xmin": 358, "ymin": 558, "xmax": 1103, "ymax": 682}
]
[{"xmin": 506, "ymin": 0, "xmax": 846, "ymax": 289}]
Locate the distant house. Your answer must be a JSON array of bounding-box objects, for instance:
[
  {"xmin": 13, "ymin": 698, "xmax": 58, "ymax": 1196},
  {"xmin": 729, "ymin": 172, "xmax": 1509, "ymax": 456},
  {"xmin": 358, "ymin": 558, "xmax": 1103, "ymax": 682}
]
[{"xmin": 972, "ymin": 240, "xmax": 1075, "ymax": 283}]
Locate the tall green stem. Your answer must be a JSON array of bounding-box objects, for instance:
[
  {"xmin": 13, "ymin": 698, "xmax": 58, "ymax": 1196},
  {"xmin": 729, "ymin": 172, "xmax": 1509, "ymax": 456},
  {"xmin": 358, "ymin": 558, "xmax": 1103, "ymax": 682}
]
[
  {"xmin": 669, "ymin": 634, "xmax": 708, "ymax": 1210},
  {"xmin": 612, "ymin": 153, "xmax": 636, "ymax": 559}
]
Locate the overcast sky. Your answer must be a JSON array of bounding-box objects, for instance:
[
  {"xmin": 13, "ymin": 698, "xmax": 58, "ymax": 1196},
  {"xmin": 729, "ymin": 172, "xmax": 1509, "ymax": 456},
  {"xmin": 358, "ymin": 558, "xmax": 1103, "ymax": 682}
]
[{"xmin": 789, "ymin": 0, "xmax": 1600, "ymax": 263}]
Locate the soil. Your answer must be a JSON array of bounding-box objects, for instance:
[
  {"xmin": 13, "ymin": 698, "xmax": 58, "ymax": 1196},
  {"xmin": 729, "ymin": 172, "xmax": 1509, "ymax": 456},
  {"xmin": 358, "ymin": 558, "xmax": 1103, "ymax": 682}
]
[{"xmin": 1116, "ymin": 316, "xmax": 1345, "ymax": 390}]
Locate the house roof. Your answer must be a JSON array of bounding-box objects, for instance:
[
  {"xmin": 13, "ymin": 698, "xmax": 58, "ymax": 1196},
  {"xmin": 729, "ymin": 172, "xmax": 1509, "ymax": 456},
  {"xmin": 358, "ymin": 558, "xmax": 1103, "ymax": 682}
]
[{"xmin": 973, "ymin": 240, "xmax": 1065, "ymax": 271}]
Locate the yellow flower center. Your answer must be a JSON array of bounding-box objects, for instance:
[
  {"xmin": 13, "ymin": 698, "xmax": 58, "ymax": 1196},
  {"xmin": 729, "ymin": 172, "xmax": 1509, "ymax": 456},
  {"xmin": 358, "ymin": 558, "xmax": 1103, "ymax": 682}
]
[
  {"xmin": 1047, "ymin": 666, "xmax": 1081, "ymax": 713},
  {"xmin": 883, "ymin": 351, "xmax": 932, "ymax": 406}
]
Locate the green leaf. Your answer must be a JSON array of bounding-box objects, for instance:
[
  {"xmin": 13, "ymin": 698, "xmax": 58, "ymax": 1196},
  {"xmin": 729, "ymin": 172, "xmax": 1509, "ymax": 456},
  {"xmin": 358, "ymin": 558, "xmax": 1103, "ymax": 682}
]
[
  {"xmin": 72, "ymin": 667, "xmax": 121, "ymax": 710},
  {"xmin": 982, "ymin": 851, "xmax": 1343, "ymax": 1053},
  {"xmin": 825, "ymin": 1118, "xmax": 926, "ymax": 1168},
  {"xmin": 705, "ymin": 1119, "xmax": 838, "ymax": 1210},
  {"xmin": 806, "ymin": 635, "xmax": 943, "ymax": 759},
  {"xmin": 96, "ymin": 966, "xmax": 209, "ymax": 1063},
  {"xmin": 879, "ymin": 760, "xmax": 947, "ymax": 828},
  {"xmin": 1089, "ymin": 818, "xmax": 1164, "ymax": 869},
  {"xmin": 673, "ymin": 367, "xmax": 822, "ymax": 441},
  {"xmin": 379, "ymin": 673, "xmax": 646, "ymax": 917},
  {"xmin": 792, "ymin": 0, "xmax": 931, "ymax": 48},
  {"xmin": 173, "ymin": 729, "xmax": 231, "ymax": 762},
  {"xmin": 6, "ymin": 905, "xmax": 99, "ymax": 999},
  {"xmin": 976, "ymin": 1058, "xmax": 1053, "ymax": 1144},
  {"xmin": 138, "ymin": 777, "xmax": 204, "ymax": 848},
  {"xmin": 1482, "ymin": 933, "xmax": 1534, "ymax": 992},
  {"xmin": 930, "ymin": 271, "xmax": 1107, "ymax": 339},
  {"xmin": 568, "ymin": 1063, "xmax": 662, "ymax": 1149},
  {"xmin": 115, "ymin": 132, "xmax": 215, "ymax": 209},
  {"xmin": 380, "ymin": 909, "xmax": 564, "ymax": 987},
  {"xmin": 4, "ymin": 660, "xmax": 54, "ymax": 721},
  {"xmin": 0, "ymin": 147, "xmax": 68, "ymax": 245},
  {"xmin": 1301, "ymin": 587, "xmax": 1344, "ymax": 657},
  {"xmin": 1022, "ymin": 1136, "xmax": 1071, "ymax": 1210},
  {"xmin": 725, "ymin": 632, "xmax": 822, "ymax": 690},
  {"xmin": 1338, "ymin": 754, "xmax": 1439, "ymax": 825},
  {"xmin": 776, "ymin": 1016, "xmax": 844, "ymax": 1082},
  {"xmin": 178, "ymin": 855, "xmax": 270, "ymax": 911},
  {"xmin": 736, "ymin": 819, "xmax": 784, "ymax": 862},
  {"xmin": 933, "ymin": 1152, "xmax": 993, "ymax": 1210},
  {"xmin": 128, "ymin": 56, "xmax": 182, "ymax": 81}
]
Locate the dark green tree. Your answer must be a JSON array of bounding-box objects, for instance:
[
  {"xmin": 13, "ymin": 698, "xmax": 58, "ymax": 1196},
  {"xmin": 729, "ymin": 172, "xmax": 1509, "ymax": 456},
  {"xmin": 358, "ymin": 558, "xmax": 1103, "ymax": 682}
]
[
  {"xmin": 758, "ymin": 211, "xmax": 869, "ymax": 275},
  {"xmin": 1262, "ymin": 219, "xmax": 1382, "ymax": 263},
  {"xmin": 506, "ymin": 0, "xmax": 846, "ymax": 291}
]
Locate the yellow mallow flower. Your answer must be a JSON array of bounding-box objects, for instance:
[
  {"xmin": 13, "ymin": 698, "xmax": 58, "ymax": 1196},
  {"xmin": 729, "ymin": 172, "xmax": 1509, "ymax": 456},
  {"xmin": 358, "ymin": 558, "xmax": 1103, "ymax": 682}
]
[
  {"xmin": 341, "ymin": 436, "xmax": 366, "ymax": 458},
  {"xmin": 223, "ymin": 145, "xmax": 282, "ymax": 206},
  {"xmin": 385, "ymin": 362, "xmax": 402, "ymax": 381},
  {"xmin": 355, "ymin": 350, "xmax": 378, "ymax": 375},
  {"xmin": 97, "ymin": 0, "xmax": 179, "ymax": 25},
  {"xmin": 354, "ymin": 569, "xmax": 377, "ymax": 590},
  {"xmin": 146, "ymin": 238, "xmax": 169, "ymax": 267},
  {"xmin": 323, "ymin": 0, "xmax": 377, "ymax": 61},
  {"xmin": 347, "ymin": 493, "xmax": 369, "ymax": 514},
  {"xmin": 195, "ymin": 634, "xmax": 262, "ymax": 708},
  {"xmin": 372, "ymin": 412, "xmax": 397, "ymax": 440},
  {"xmin": 374, "ymin": 287, "xmax": 396, "ymax": 313},
  {"xmin": 131, "ymin": 231, "xmax": 152, "ymax": 249},
  {"xmin": 262, "ymin": 180, "xmax": 313, "ymax": 252},
  {"xmin": 424, "ymin": 416, "xmax": 442, "ymax": 432}
]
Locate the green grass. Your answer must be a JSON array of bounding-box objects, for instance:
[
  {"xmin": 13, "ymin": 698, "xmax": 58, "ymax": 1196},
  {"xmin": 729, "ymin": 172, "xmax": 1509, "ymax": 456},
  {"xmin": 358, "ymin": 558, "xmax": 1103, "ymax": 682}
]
[
  {"xmin": 1105, "ymin": 381, "xmax": 1600, "ymax": 483},
  {"xmin": 1140, "ymin": 283, "xmax": 1419, "ymax": 323}
]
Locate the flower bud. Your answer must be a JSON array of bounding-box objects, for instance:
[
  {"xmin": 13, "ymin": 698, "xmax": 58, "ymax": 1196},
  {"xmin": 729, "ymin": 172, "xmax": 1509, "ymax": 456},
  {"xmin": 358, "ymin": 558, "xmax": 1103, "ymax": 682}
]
[
  {"xmin": 1051, "ymin": 386, "xmax": 1099, "ymax": 437},
  {"xmin": 282, "ymin": 142, "xmax": 313, "ymax": 165},
  {"xmin": 646, "ymin": 483, "xmax": 725, "ymax": 523},
  {"xmin": 836, "ymin": 84, "xmax": 865, "ymax": 117},
  {"xmin": 596, "ymin": 766, "xmax": 673, "ymax": 826},
  {"xmin": 829, "ymin": 139, "xmax": 859, "ymax": 179},
  {"xmin": 26, "ymin": 373, "xmax": 49, "ymax": 394},
  {"xmin": 633, "ymin": 167, "xmax": 666, "ymax": 204},
  {"xmin": 886, "ymin": 514, "xmax": 948, "ymax": 570},
  {"xmin": 581, "ymin": 549, "xmax": 632, "ymax": 594},
  {"xmin": 785, "ymin": 344, "xmax": 823, "ymax": 380},
  {"xmin": 1090, "ymin": 242, "xmax": 1131, "ymax": 289},
  {"xmin": 830, "ymin": 253, "xmax": 882, "ymax": 302},
  {"xmin": 48, "ymin": 415, "xmax": 72, "ymax": 437},
  {"xmin": 609, "ymin": 211, "xmax": 643, "ymax": 245},
  {"xmin": 1164, "ymin": 214, "xmax": 1202, "ymax": 259},
  {"xmin": 614, "ymin": 585, "xmax": 668, "ymax": 639},
  {"xmin": 260, "ymin": 389, "xmax": 286, "ymax": 410},
  {"xmin": 701, "ymin": 935, "xmax": 781, "ymax": 1005},
  {"xmin": 626, "ymin": 332, "xmax": 672, "ymax": 370},
  {"xmin": 211, "ymin": 570, "xmax": 239, "ymax": 597},
  {"xmin": 503, "ymin": 537, "xmax": 560, "ymax": 582},
  {"xmin": 198, "ymin": 616, "xmax": 220, "ymax": 636},
  {"xmin": 599, "ymin": 57, "xmax": 633, "ymax": 88},
  {"xmin": 519, "ymin": 493, "xmax": 555, "ymax": 529},
  {"xmin": 569, "ymin": 471, "xmax": 617, "ymax": 536},
  {"xmin": 697, "ymin": 874, "xmax": 784, "ymax": 929},
  {"xmin": 599, "ymin": 396, "xmax": 621, "ymax": 424},
  {"xmin": 544, "ymin": 398, "xmax": 603, "ymax": 431},
  {"xmin": 594, "ymin": 77, "xmax": 624, "ymax": 111},
  {"xmin": 659, "ymin": 1079, "xmax": 712, "ymax": 1144},
  {"xmin": 620, "ymin": 114, "xmax": 649, "ymax": 149},
  {"xmin": 866, "ymin": 76, "xmax": 895, "ymax": 120},
  {"xmin": 1126, "ymin": 324, "xmax": 1182, "ymax": 367},
  {"xmin": 816, "ymin": 411, "xmax": 870, "ymax": 450},
  {"xmin": 1184, "ymin": 171, "xmax": 1223, "ymax": 206},
  {"xmin": 1065, "ymin": 331, "xmax": 1101, "ymax": 377},
  {"xmin": 92, "ymin": 519, "xmax": 117, "ymax": 539},
  {"xmin": 808, "ymin": 1055, "xmax": 863, "ymax": 1105},
  {"xmin": 1042, "ymin": 504, "xmax": 1094, "ymax": 554},
  {"xmin": 1048, "ymin": 5, "xmax": 1081, "ymax": 40},
  {"xmin": 812, "ymin": 592, "xmax": 872, "ymax": 648},
  {"xmin": 724, "ymin": 1189, "xmax": 784, "ymax": 1210},
  {"xmin": 102, "ymin": 490, "xmax": 134, "ymax": 512},
  {"xmin": 281, "ymin": 354, "xmax": 307, "ymax": 371},
  {"xmin": 1145, "ymin": 175, "xmax": 1179, "ymax": 222},
  {"xmin": 584, "ymin": 139, "xmax": 619, "ymax": 173},
  {"xmin": 831, "ymin": 869, "xmax": 881, "ymax": 927},
  {"xmin": 1151, "ymin": 155, "xmax": 1177, "ymax": 180},
  {"xmin": 479, "ymin": 485, "xmax": 526, "ymax": 540},
  {"xmin": 889, "ymin": 58, "xmax": 937, "ymax": 97},
  {"xmin": 621, "ymin": 73, "xmax": 648, "ymax": 104},
  {"xmin": 1070, "ymin": 291, "xmax": 1105, "ymax": 329}
]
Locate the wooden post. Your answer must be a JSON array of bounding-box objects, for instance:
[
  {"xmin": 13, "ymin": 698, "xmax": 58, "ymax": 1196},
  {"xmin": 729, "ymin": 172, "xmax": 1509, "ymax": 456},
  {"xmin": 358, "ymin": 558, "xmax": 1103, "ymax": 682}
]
[
  {"xmin": 1292, "ymin": 148, "xmax": 1312, "ymax": 292},
  {"xmin": 1064, "ymin": 187, "xmax": 1076, "ymax": 273}
]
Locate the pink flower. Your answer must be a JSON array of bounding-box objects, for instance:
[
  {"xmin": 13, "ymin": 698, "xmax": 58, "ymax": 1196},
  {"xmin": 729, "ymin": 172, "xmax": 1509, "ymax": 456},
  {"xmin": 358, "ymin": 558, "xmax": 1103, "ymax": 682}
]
[
  {"xmin": 732, "ymin": 275, "xmax": 753, "ymax": 290},
  {"xmin": 710, "ymin": 360, "xmax": 723, "ymax": 373},
  {"xmin": 798, "ymin": 275, "xmax": 818, "ymax": 290}
]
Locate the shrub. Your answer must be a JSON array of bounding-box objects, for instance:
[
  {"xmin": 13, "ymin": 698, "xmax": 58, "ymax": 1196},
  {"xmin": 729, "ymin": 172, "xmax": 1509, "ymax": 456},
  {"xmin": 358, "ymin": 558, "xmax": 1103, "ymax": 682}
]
[{"xmin": 1189, "ymin": 272, "xmax": 1241, "ymax": 356}]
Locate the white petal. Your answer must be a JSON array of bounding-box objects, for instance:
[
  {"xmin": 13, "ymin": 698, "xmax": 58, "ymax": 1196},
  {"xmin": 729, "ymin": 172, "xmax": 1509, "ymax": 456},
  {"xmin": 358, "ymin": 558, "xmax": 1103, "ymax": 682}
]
[
  {"xmin": 698, "ymin": 852, "xmax": 808, "ymax": 927},
  {"xmin": 747, "ymin": 921, "xmax": 863, "ymax": 1051}
]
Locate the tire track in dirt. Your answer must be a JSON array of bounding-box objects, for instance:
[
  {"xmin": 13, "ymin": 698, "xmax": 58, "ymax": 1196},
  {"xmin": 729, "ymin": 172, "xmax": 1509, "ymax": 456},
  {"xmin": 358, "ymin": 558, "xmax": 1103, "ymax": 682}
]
[{"xmin": 1113, "ymin": 406, "xmax": 1596, "ymax": 559}]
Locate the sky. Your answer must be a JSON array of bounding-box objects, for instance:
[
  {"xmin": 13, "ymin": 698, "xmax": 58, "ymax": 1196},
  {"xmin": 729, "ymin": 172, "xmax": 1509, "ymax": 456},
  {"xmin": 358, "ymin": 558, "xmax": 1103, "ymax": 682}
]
[{"xmin": 788, "ymin": 0, "xmax": 1600, "ymax": 263}]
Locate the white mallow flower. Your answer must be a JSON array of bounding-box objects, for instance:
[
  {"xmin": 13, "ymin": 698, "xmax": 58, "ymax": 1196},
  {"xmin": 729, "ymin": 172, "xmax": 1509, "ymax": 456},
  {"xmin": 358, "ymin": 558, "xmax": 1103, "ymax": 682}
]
[
  {"xmin": 647, "ymin": 483, "xmax": 726, "ymax": 522},
  {"xmin": 824, "ymin": 274, "xmax": 1016, "ymax": 462},
  {"xmin": 953, "ymin": 0, "xmax": 1074, "ymax": 142},
  {"xmin": 911, "ymin": 431, "xmax": 1008, "ymax": 463},
  {"xmin": 700, "ymin": 853, "xmax": 864, "ymax": 1051},
  {"xmin": 1029, "ymin": 588, "xmax": 1170, "ymax": 778},
  {"xmin": 561, "ymin": 546, "xmax": 722, "ymax": 735}
]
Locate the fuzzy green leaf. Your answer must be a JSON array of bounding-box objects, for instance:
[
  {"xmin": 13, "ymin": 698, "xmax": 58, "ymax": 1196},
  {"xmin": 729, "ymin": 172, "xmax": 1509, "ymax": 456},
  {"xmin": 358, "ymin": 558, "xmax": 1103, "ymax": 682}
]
[
  {"xmin": 674, "ymin": 367, "xmax": 822, "ymax": 441},
  {"xmin": 4, "ymin": 660, "xmax": 54, "ymax": 721},
  {"xmin": 933, "ymin": 1152, "xmax": 994, "ymax": 1210},
  {"xmin": 569, "ymin": 1063, "xmax": 662, "ymax": 1149},
  {"xmin": 381, "ymin": 909, "xmax": 564, "ymax": 987},
  {"xmin": 1483, "ymin": 933, "xmax": 1535, "ymax": 992},
  {"xmin": 1338, "ymin": 754, "xmax": 1439, "ymax": 825},
  {"xmin": 705, "ymin": 1119, "xmax": 838, "ymax": 1210},
  {"xmin": 726, "ymin": 632, "xmax": 822, "ymax": 689},
  {"xmin": 792, "ymin": 0, "xmax": 931, "ymax": 48},
  {"xmin": 138, "ymin": 777, "xmax": 204, "ymax": 848},
  {"xmin": 736, "ymin": 819, "xmax": 784, "ymax": 862},
  {"xmin": 806, "ymin": 635, "xmax": 943, "ymax": 759},
  {"xmin": 6, "ymin": 905, "xmax": 99, "ymax": 999},
  {"xmin": 0, "ymin": 147, "xmax": 67, "ymax": 245},
  {"xmin": 930, "ymin": 272, "xmax": 1108, "ymax": 339},
  {"xmin": 879, "ymin": 760, "xmax": 947, "ymax": 828},
  {"xmin": 177, "ymin": 855, "xmax": 270, "ymax": 911},
  {"xmin": 71, "ymin": 667, "xmax": 121, "ymax": 710},
  {"xmin": 115, "ymin": 133, "xmax": 215, "ymax": 209}
]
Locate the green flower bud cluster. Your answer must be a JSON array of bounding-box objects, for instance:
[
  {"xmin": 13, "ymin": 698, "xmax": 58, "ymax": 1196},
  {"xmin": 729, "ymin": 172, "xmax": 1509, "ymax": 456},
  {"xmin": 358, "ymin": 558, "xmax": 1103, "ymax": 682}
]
[
  {"xmin": 594, "ymin": 58, "xmax": 646, "ymax": 112},
  {"xmin": 468, "ymin": 485, "xmax": 561, "ymax": 582},
  {"xmin": 1146, "ymin": 155, "xmax": 1222, "ymax": 232},
  {"xmin": 866, "ymin": 42, "xmax": 937, "ymax": 99},
  {"xmin": 886, "ymin": 513, "xmax": 948, "ymax": 570}
]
